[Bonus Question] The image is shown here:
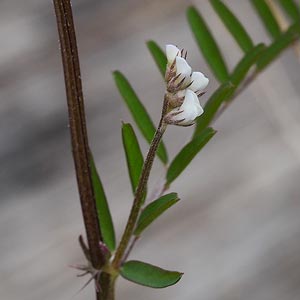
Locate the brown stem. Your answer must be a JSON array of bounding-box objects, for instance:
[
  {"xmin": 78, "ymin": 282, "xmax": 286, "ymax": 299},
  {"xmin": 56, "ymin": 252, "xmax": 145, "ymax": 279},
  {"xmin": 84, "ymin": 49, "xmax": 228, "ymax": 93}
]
[
  {"xmin": 53, "ymin": 0, "xmax": 104, "ymax": 269},
  {"xmin": 53, "ymin": 1, "xmax": 109, "ymax": 298}
]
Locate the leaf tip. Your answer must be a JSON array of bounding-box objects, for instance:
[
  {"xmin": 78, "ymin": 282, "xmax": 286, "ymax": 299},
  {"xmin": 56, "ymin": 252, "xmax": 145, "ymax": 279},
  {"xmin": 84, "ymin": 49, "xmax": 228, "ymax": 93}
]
[
  {"xmin": 146, "ymin": 39, "xmax": 154, "ymax": 45},
  {"xmin": 208, "ymin": 127, "xmax": 217, "ymax": 135},
  {"xmin": 187, "ymin": 5, "xmax": 196, "ymax": 12},
  {"xmin": 112, "ymin": 70, "xmax": 122, "ymax": 78}
]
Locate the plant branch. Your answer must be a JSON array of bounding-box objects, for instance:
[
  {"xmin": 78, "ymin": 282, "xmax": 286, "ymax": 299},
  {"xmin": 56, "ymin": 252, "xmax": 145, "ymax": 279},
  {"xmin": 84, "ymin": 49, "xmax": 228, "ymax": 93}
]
[
  {"xmin": 53, "ymin": 0, "xmax": 105, "ymax": 270},
  {"xmin": 112, "ymin": 100, "xmax": 168, "ymax": 269}
]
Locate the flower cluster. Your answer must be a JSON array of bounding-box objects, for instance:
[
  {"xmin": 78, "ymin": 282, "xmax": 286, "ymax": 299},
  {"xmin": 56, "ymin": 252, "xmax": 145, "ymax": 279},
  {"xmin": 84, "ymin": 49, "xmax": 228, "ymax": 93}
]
[{"xmin": 164, "ymin": 44, "xmax": 209, "ymax": 126}]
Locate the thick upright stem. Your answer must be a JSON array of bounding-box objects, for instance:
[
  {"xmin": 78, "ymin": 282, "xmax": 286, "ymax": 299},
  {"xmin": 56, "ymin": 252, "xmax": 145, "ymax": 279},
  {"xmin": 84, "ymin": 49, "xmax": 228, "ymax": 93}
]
[
  {"xmin": 53, "ymin": 0, "xmax": 104, "ymax": 270},
  {"xmin": 53, "ymin": 1, "xmax": 110, "ymax": 299}
]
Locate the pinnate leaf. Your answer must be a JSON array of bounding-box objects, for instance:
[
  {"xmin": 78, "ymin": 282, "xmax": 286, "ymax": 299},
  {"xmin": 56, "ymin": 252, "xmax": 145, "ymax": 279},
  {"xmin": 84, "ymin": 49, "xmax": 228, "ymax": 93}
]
[{"xmin": 120, "ymin": 260, "xmax": 183, "ymax": 288}]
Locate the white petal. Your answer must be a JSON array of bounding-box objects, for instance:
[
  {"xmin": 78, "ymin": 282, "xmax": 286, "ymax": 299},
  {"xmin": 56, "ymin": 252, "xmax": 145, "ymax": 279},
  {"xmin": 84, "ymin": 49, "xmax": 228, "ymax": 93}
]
[
  {"xmin": 174, "ymin": 57, "xmax": 192, "ymax": 88},
  {"xmin": 166, "ymin": 44, "xmax": 180, "ymax": 64},
  {"xmin": 176, "ymin": 57, "xmax": 192, "ymax": 78},
  {"xmin": 171, "ymin": 90, "xmax": 203, "ymax": 125},
  {"xmin": 180, "ymin": 89, "xmax": 203, "ymax": 120},
  {"xmin": 189, "ymin": 72, "xmax": 209, "ymax": 92}
]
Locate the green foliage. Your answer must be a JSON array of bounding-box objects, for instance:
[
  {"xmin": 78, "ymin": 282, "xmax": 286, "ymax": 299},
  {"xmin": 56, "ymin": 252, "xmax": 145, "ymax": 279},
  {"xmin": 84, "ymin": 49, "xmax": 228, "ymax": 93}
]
[
  {"xmin": 62, "ymin": 0, "xmax": 300, "ymax": 296},
  {"xmin": 147, "ymin": 40, "xmax": 167, "ymax": 77},
  {"xmin": 250, "ymin": 0, "xmax": 281, "ymax": 39},
  {"xmin": 113, "ymin": 71, "xmax": 168, "ymax": 164},
  {"xmin": 90, "ymin": 155, "xmax": 116, "ymax": 251},
  {"xmin": 108, "ymin": 0, "xmax": 300, "ymax": 293},
  {"xmin": 120, "ymin": 260, "xmax": 183, "ymax": 288},
  {"xmin": 134, "ymin": 193, "xmax": 180, "ymax": 236},
  {"xmin": 210, "ymin": 0, "xmax": 254, "ymax": 53},
  {"xmin": 122, "ymin": 123, "xmax": 144, "ymax": 194},
  {"xmin": 277, "ymin": 0, "xmax": 300, "ymax": 22},
  {"xmin": 167, "ymin": 128, "xmax": 216, "ymax": 185},
  {"xmin": 187, "ymin": 6, "xmax": 229, "ymax": 83}
]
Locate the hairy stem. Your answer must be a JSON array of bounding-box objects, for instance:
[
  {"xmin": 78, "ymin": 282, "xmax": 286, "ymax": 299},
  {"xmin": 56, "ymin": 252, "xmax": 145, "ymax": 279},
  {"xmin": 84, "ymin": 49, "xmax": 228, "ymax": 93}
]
[
  {"xmin": 112, "ymin": 115, "xmax": 168, "ymax": 269},
  {"xmin": 53, "ymin": 0, "xmax": 104, "ymax": 270},
  {"xmin": 53, "ymin": 1, "xmax": 111, "ymax": 299}
]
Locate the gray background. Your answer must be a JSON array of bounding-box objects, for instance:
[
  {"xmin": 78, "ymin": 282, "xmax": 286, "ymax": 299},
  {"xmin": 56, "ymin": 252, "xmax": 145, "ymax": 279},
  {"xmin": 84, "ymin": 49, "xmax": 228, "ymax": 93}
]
[{"xmin": 1, "ymin": 1, "xmax": 300, "ymax": 300}]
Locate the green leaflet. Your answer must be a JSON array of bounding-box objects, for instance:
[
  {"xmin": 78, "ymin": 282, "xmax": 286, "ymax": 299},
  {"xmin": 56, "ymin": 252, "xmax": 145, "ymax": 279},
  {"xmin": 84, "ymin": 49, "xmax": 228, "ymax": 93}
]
[
  {"xmin": 187, "ymin": 6, "xmax": 229, "ymax": 83},
  {"xmin": 167, "ymin": 128, "xmax": 216, "ymax": 185},
  {"xmin": 134, "ymin": 193, "xmax": 180, "ymax": 236},
  {"xmin": 147, "ymin": 40, "xmax": 167, "ymax": 77},
  {"xmin": 120, "ymin": 260, "xmax": 183, "ymax": 288},
  {"xmin": 250, "ymin": 0, "xmax": 281, "ymax": 39},
  {"xmin": 194, "ymin": 83, "xmax": 235, "ymax": 138},
  {"xmin": 113, "ymin": 71, "xmax": 168, "ymax": 164},
  {"xmin": 277, "ymin": 0, "xmax": 300, "ymax": 22},
  {"xmin": 257, "ymin": 22, "xmax": 300, "ymax": 70},
  {"xmin": 90, "ymin": 155, "xmax": 116, "ymax": 251},
  {"xmin": 210, "ymin": 0, "xmax": 254, "ymax": 53},
  {"xmin": 122, "ymin": 123, "xmax": 144, "ymax": 194}
]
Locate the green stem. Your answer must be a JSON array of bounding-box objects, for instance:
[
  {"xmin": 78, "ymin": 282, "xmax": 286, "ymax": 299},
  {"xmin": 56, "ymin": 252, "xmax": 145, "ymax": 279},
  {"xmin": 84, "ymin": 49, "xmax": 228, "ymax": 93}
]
[
  {"xmin": 112, "ymin": 116, "xmax": 167, "ymax": 269},
  {"xmin": 98, "ymin": 273, "xmax": 117, "ymax": 300}
]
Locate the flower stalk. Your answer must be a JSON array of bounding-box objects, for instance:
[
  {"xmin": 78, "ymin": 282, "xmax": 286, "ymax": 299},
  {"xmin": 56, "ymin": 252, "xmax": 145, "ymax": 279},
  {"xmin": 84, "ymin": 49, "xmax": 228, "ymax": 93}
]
[
  {"xmin": 112, "ymin": 115, "xmax": 168, "ymax": 269},
  {"xmin": 113, "ymin": 45, "xmax": 210, "ymax": 268}
]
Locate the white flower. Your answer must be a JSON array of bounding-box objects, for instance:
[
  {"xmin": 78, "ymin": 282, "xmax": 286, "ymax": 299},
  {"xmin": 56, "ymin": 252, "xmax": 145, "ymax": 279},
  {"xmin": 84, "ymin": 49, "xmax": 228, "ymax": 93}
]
[
  {"xmin": 165, "ymin": 44, "xmax": 209, "ymax": 92},
  {"xmin": 165, "ymin": 89, "xmax": 204, "ymax": 126},
  {"xmin": 164, "ymin": 44, "xmax": 208, "ymax": 126}
]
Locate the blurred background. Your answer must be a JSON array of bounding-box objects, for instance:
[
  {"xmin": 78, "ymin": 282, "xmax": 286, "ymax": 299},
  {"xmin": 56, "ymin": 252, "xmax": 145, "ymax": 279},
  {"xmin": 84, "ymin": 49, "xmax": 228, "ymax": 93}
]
[{"xmin": 1, "ymin": 0, "xmax": 300, "ymax": 299}]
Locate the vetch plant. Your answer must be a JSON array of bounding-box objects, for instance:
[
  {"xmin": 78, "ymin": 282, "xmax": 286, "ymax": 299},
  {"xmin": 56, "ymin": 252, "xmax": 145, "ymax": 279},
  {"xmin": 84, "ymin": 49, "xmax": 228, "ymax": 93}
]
[
  {"xmin": 53, "ymin": 0, "xmax": 300, "ymax": 299},
  {"xmin": 111, "ymin": 44, "xmax": 212, "ymax": 289}
]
